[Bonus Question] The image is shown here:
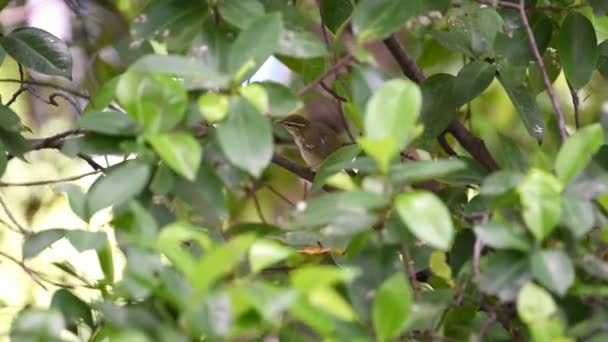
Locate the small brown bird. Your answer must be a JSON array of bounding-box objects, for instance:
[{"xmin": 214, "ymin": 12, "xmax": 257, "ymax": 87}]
[{"xmin": 280, "ymin": 114, "xmax": 342, "ymax": 171}]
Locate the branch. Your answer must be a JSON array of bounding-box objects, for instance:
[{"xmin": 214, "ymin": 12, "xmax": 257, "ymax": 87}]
[
  {"xmin": 0, "ymin": 194, "xmax": 30, "ymax": 236},
  {"xmin": 517, "ymin": 0, "xmax": 568, "ymax": 142},
  {"xmin": 567, "ymin": 81, "xmax": 580, "ymax": 129},
  {"xmin": 272, "ymin": 153, "xmax": 315, "ymax": 182},
  {"xmin": 382, "ymin": 34, "xmax": 499, "ymax": 171},
  {"xmin": 297, "ymin": 54, "xmax": 355, "ymax": 96},
  {"xmin": 0, "ymin": 170, "xmax": 100, "ymax": 187}
]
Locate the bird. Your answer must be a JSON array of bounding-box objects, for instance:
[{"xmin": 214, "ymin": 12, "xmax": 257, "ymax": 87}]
[{"xmin": 279, "ymin": 114, "xmax": 342, "ymax": 171}]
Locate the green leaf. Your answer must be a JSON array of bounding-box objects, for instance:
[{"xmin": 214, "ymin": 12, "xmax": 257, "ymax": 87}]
[
  {"xmin": 496, "ymin": 133, "xmax": 530, "ymax": 172},
  {"xmin": 312, "ymin": 145, "xmax": 361, "ymax": 191},
  {"xmin": 390, "ymin": 159, "xmax": 468, "ymax": 186},
  {"xmin": 131, "ymin": 0, "xmax": 205, "ymax": 41},
  {"xmin": 395, "ymin": 191, "xmax": 454, "ymax": 251},
  {"xmin": 216, "ymin": 97, "xmax": 273, "ymax": 177},
  {"xmin": 78, "ymin": 111, "xmax": 140, "ymax": 137},
  {"xmin": 0, "ymin": 27, "xmax": 72, "ymax": 79},
  {"xmin": 361, "ymin": 79, "xmax": 421, "ymax": 171},
  {"xmin": 218, "ymin": 0, "xmax": 265, "ymax": 29},
  {"xmin": 10, "ymin": 309, "xmax": 65, "ymax": 341},
  {"xmin": 517, "ymin": 282, "xmax": 557, "ymax": 323},
  {"xmin": 65, "ymin": 230, "xmax": 108, "ymax": 252},
  {"xmin": 0, "ymin": 141, "xmax": 7, "ymax": 177},
  {"xmin": 198, "ymin": 92, "xmax": 230, "ymax": 123},
  {"xmin": 228, "ymin": 13, "xmax": 283, "ymax": 78},
  {"xmin": 258, "ymin": 81, "xmax": 303, "ymax": 116},
  {"xmin": 23, "ymin": 229, "xmax": 66, "ymax": 259},
  {"xmin": 239, "ymin": 83, "xmax": 269, "ymax": 113},
  {"xmin": 0, "ymin": 129, "xmax": 32, "ymax": 158},
  {"xmin": 556, "ymin": 12, "xmax": 598, "ymax": 89},
  {"xmin": 173, "ymin": 161, "xmax": 228, "ymax": 222},
  {"xmin": 590, "ymin": 0, "xmax": 608, "ymax": 15},
  {"xmin": 53, "ymin": 184, "xmax": 87, "ymax": 221},
  {"xmin": 517, "ymin": 169, "xmax": 562, "ymax": 242},
  {"xmin": 478, "ymin": 251, "xmax": 532, "ymax": 302},
  {"xmin": 147, "ymin": 133, "xmax": 202, "ymax": 181},
  {"xmin": 192, "ymin": 234, "xmax": 256, "ymax": 296},
  {"xmin": 531, "ymin": 249, "xmax": 575, "ymax": 296},
  {"xmin": 474, "ymin": 222, "xmax": 531, "ymax": 252},
  {"xmin": 290, "ymin": 265, "xmax": 359, "ymax": 291},
  {"xmin": 320, "ymin": 0, "xmax": 354, "ymax": 33},
  {"xmin": 86, "ymin": 160, "xmax": 152, "ymax": 216},
  {"xmin": 116, "ymin": 71, "xmax": 188, "ymax": 134},
  {"xmin": 418, "ymin": 73, "xmax": 457, "ymax": 139},
  {"xmin": 497, "ymin": 61, "xmax": 544, "ymax": 142},
  {"xmin": 494, "ymin": 13, "xmax": 554, "ymax": 66},
  {"xmin": 277, "ymin": 28, "xmax": 327, "ymax": 59},
  {"xmin": 352, "ymin": 0, "xmax": 411, "ymax": 41},
  {"xmin": 561, "ymin": 191, "xmax": 595, "ymax": 238},
  {"xmin": 0, "ymin": 104, "xmax": 23, "ymax": 132},
  {"xmin": 453, "ymin": 61, "xmax": 495, "ymax": 107},
  {"xmin": 479, "ymin": 170, "xmax": 523, "ymax": 197},
  {"xmin": 372, "ymin": 272, "xmax": 413, "ymax": 341},
  {"xmin": 598, "ymin": 40, "xmax": 608, "ymax": 78},
  {"xmin": 50, "ymin": 289, "xmax": 93, "ymax": 330},
  {"xmin": 130, "ymin": 55, "xmax": 230, "ymax": 89},
  {"xmin": 555, "ymin": 124, "xmax": 604, "ymax": 184},
  {"xmin": 249, "ymin": 239, "xmax": 294, "ymax": 273}
]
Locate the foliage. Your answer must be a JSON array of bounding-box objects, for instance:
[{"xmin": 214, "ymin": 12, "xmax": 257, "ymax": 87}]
[{"xmin": 1, "ymin": 0, "xmax": 608, "ymax": 341}]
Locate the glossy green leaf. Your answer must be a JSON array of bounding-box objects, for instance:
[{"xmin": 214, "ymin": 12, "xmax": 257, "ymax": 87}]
[
  {"xmin": 249, "ymin": 239, "xmax": 294, "ymax": 273},
  {"xmin": 53, "ymin": 184, "xmax": 87, "ymax": 221},
  {"xmin": 352, "ymin": 0, "xmax": 414, "ymax": 41},
  {"xmin": 418, "ymin": 73, "xmax": 457, "ymax": 139},
  {"xmin": 479, "ymin": 170, "xmax": 523, "ymax": 197},
  {"xmin": 198, "ymin": 92, "xmax": 229, "ymax": 123},
  {"xmin": 497, "ymin": 61, "xmax": 544, "ymax": 142},
  {"xmin": 361, "ymin": 79, "xmax": 421, "ymax": 171},
  {"xmin": 78, "ymin": 111, "xmax": 140, "ymax": 137},
  {"xmin": 50, "ymin": 289, "xmax": 93, "ymax": 330},
  {"xmin": 116, "ymin": 72, "xmax": 188, "ymax": 133},
  {"xmin": 395, "ymin": 191, "xmax": 454, "ymax": 251},
  {"xmin": 216, "ymin": 97, "xmax": 273, "ymax": 177},
  {"xmin": 517, "ymin": 282, "xmax": 557, "ymax": 323},
  {"xmin": 478, "ymin": 251, "xmax": 532, "ymax": 302},
  {"xmin": 291, "ymin": 265, "xmax": 358, "ymax": 291},
  {"xmin": 312, "ymin": 145, "xmax": 361, "ymax": 191},
  {"xmin": 320, "ymin": 0, "xmax": 354, "ymax": 33},
  {"xmin": 148, "ymin": 133, "xmax": 202, "ymax": 181},
  {"xmin": 474, "ymin": 222, "xmax": 531, "ymax": 252},
  {"xmin": 239, "ymin": 83, "xmax": 269, "ymax": 113},
  {"xmin": 556, "ymin": 12, "xmax": 598, "ymax": 89},
  {"xmin": 0, "ymin": 141, "xmax": 7, "ymax": 178},
  {"xmin": 517, "ymin": 169, "xmax": 563, "ymax": 242},
  {"xmin": 86, "ymin": 161, "xmax": 152, "ymax": 216},
  {"xmin": 258, "ymin": 81, "xmax": 303, "ymax": 116},
  {"xmin": 598, "ymin": 40, "xmax": 608, "ymax": 78},
  {"xmin": 390, "ymin": 159, "xmax": 468, "ymax": 185},
  {"xmin": 555, "ymin": 124, "xmax": 604, "ymax": 184},
  {"xmin": 494, "ymin": 13, "xmax": 553, "ymax": 66},
  {"xmin": 218, "ymin": 0, "xmax": 265, "ymax": 29},
  {"xmin": 0, "ymin": 104, "xmax": 23, "ymax": 132},
  {"xmin": 130, "ymin": 55, "xmax": 230, "ymax": 89},
  {"xmin": 10, "ymin": 309, "xmax": 65, "ymax": 341},
  {"xmin": 0, "ymin": 27, "xmax": 72, "ymax": 79},
  {"xmin": 65, "ymin": 230, "xmax": 108, "ymax": 252},
  {"xmin": 277, "ymin": 29, "xmax": 327, "ymax": 59},
  {"xmin": 228, "ymin": 13, "xmax": 283, "ymax": 78},
  {"xmin": 373, "ymin": 272, "xmax": 413, "ymax": 341},
  {"xmin": 561, "ymin": 191, "xmax": 595, "ymax": 238},
  {"xmin": 23, "ymin": 229, "xmax": 66, "ymax": 259},
  {"xmin": 173, "ymin": 161, "xmax": 228, "ymax": 222},
  {"xmin": 531, "ymin": 249, "xmax": 575, "ymax": 297},
  {"xmin": 453, "ymin": 61, "xmax": 495, "ymax": 107}
]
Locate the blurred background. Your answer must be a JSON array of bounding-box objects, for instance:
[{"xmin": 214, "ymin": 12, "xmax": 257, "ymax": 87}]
[{"xmin": 0, "ymin": 0, "xmax": 608, "ymax": 338}]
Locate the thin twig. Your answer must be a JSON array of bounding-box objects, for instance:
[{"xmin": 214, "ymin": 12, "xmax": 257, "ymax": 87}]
[
  {"xmin": 477, "ymin": 312, "xmax": 497, "ymax": 342},
  {"xmin": 0, "ymin": 194, "xmax": 29, "ymax": 236},
  {"xmin": 0, "ymin": 78, "xmax": 90, "ymax": 99},
  {"xmin": 266, "ymin": 185, "xmax": 295, "ymax": 207},
  {"xmin": 567, "ymin": 81, "xmax": 581, "ymax": 129},
  {"xmin": 4, "ymin": 64, "xmax": 27, "ymax": 107},
  {"xmin": 473, "ymin": 238, "xmax": 483, "ymax": 279},
  {"xmin": 252, "ymin": 193, "xmax": 267, "ymax": 224},
  {"xmin": 0, "ymin": 251, "xmax": 47, "ymax": 290},
  {"xmin": 400, "ymin": 244, "xmax": 421, "ymax": 300},
  {"xmin": 297, "ymin": 54, "xmax": 354, "ymax": 96},
  {"xmin": 0, "ymin": 170, "xmax": 100, "ymax": 187},
  {"xmin": 320, "ymin": 81, "xmax": 347, "ymax": 102},
  {"xmin": 49, "ymin": 93, "xmax": 81, "ymax": 114},
  {"xmin": 518, "ymin": 0, "xmax": 568, "ymax": 142}
]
